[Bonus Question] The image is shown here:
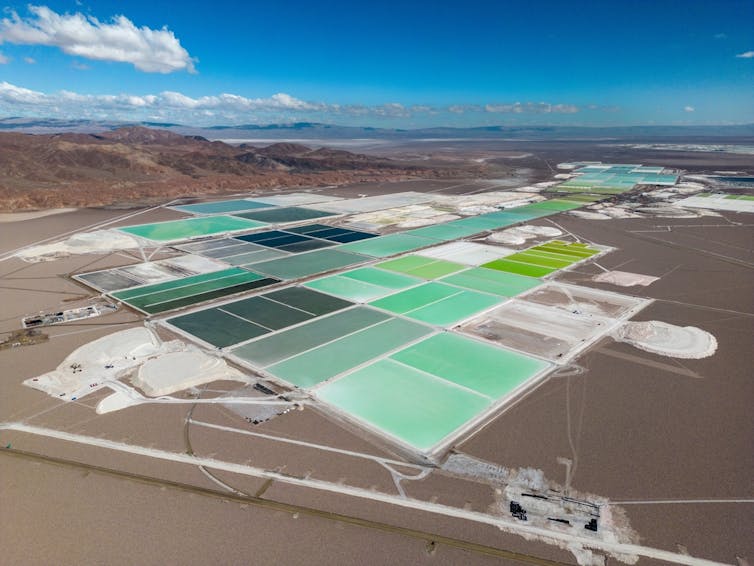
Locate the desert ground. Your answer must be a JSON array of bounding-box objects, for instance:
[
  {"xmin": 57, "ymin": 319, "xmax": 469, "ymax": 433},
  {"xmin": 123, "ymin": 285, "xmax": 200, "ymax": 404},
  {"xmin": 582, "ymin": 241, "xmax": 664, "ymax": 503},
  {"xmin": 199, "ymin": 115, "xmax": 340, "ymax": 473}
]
[{"xmin": 1, "ymin": 142, "xmax": 752, "ymax": 565}]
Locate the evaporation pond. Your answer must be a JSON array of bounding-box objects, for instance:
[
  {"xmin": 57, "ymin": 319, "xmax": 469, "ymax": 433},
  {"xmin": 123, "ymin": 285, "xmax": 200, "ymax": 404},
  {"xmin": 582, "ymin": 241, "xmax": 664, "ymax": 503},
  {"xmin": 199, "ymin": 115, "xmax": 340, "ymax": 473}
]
[
  {"xmin": 249, "ymin": 249, "xmax": 369, "ymax": 280},
  {"xmin": 316, "ymin": 332, "xmax": 550, "ymax": 452},
  {"xmin": 317, "ymin": 358, "xmax": 491, "ymax": 451},
  {"xmin": 266, "ymin": 316, "xmax": 433, "ymax": 388},
  {"xmin": 119, "ymin": 216, "xmax": 266, "ymax": 242},
  {"xmin": 338, "ymin": 233, "xmax": 437, "ymax": 258},
  {"xmin": 232, "ymin": 306, "xmax": 391, "ymax": 367},
  {"xmin": 439, "ymin": 267, "xmax": 541, "ymax": 297}
]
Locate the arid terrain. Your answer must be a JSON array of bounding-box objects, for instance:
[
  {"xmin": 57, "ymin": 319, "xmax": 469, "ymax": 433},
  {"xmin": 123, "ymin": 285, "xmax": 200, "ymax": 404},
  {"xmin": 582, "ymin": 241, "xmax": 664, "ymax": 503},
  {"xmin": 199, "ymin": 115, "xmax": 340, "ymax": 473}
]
[{"xmin": 0, "ymin": 128, "xmax": 487, "ymax": 211}]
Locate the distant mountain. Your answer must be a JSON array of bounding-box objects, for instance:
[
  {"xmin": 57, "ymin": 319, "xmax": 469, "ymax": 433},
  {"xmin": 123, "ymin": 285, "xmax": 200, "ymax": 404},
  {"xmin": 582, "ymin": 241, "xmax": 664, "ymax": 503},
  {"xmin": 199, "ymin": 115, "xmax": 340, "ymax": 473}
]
[
  {"xmin": 92, "ymin": 126, "xmax": 209, "ymax": 146},
  {"xmin": 2, "ymin": 117, "xmax": 753, "ymax": 141},
  {"xmin": 0, "ymin": 127, "xmax": 441, "ymax": 211},
  {"xmin": 250, "ymin": 142, "xmax": 313, "ymax": 156}
]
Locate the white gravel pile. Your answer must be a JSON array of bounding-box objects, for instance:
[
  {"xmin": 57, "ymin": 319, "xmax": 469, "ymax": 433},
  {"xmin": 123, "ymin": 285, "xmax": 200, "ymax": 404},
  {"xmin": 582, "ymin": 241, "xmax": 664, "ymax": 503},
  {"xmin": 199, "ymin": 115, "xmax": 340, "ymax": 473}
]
[
  {"xmin": 17, "ymin": 229, "xmax": 140, "ymax": 262},
  {"xmin": 613, "ymin": 321, "xmax": 717, "ymax": 359}
]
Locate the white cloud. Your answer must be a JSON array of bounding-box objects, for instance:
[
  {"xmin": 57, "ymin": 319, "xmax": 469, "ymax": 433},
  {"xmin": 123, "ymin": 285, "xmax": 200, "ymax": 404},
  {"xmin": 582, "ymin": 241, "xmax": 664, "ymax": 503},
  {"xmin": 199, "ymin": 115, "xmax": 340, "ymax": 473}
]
[
  {"xmin": 735, "ymin": 50, "xmax": 754, "ymax": 58},
  {"xmin": 0, "ymin": 51, "xmax": 9, "ymax": 64},
  {"xmin": 713, "ymin": 33, "xmax": 727, "ymax": 40},
  {"xmin": 0, "ymin": 81, "xmax": 47, "ymax": 104},
  {"xmin": 684, "ymin": 106, "xmax": 695, "ymax": 112},
  {"xmin": 0, "ymin": 82, "xmax": 326, "ymax": 119},
  {"xmin": 156, "ymin": 91, "xmax": 324, "ymax": 112},
  {"xmin": 0, "ymin": 5, "xmax": 195, "ymax": 73},
  {"xmin": 0, "ymin": 81, "xmax": 587, "ymax": 125},
  {"xmin": 23, "ymin": 56, "xmax": 36, "ymax": 64},
  {"xmin": 484, "ymin": 102, "xmax": 579, "ymax": 114},
  {"xmin": 447, "ymin": 104, "xmax": 482, "ymax": 114}
]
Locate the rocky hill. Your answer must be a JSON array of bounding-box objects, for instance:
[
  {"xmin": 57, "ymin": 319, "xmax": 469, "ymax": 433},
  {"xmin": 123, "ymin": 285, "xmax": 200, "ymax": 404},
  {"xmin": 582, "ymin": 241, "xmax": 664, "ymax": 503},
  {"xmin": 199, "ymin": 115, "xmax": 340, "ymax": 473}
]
[{"xmin": 0, "ymin": 127, "xmax": 458, "ymax": 211}]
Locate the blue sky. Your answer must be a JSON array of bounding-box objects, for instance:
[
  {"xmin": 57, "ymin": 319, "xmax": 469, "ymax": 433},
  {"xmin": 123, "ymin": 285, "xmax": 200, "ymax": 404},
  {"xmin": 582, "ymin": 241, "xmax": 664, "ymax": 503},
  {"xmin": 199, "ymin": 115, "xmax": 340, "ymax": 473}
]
[{"xmin": 0, "ymin": 0, "xmax": 752, "ymax": 127}]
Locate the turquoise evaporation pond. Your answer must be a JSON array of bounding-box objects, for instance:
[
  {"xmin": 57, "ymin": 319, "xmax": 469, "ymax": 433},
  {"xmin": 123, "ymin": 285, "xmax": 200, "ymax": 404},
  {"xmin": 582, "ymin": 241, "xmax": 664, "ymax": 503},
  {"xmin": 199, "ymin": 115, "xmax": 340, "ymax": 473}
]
[
  {"xmin": 439, "ymin": 267, "xmax": 541, "ymax": 296},
  {"xmin": 266, "ymin": 316, "xmax": 433, "ymax": 388},
  {"xmin": 317, "ymin": 333, "xmax": 551, "ymax": 452},
  {"xmin": 118, "ymin": 215, "xmax": 266, "ymax": 242},
  {"xmin": 248, "ymin": 248, "xmax": 369, "ymax": 280},
  {"xmin": 337, "ymin": 233, "xmax": 437, "ymax": 258},
  {"xmin": 232, "ymin": 306, "xmax": 390, "ymax": 367},
  {"xmin": 302, "ymin": 267, "xmax": 422, "ymax": 302},
  {"xmin": 401, "ymin": 200, "xmax": 584, "ymax": 243},
  {"xmin": 404, "ymin": 219, "xmax": 493, "ymax": 241},
  {"xmin": 369, "ymin": 281, "xmax": 501, "ymax": 327}
]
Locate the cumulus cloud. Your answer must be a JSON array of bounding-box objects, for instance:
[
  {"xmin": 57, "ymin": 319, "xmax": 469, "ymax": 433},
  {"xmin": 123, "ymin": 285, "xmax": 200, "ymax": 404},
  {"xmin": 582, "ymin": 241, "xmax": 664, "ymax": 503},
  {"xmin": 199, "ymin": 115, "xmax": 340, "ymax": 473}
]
[
  {"xmin": 484, "ymin": 102, "xmax": 579, "ymax": 114},
  {"xmin": 0, "ymin": 5, "xmax": 195, "ymax": 73},
  {"xmin": 0, "ymin": 51, "xmax": 9, "ymax": 64},
  {"xmin": 0, "ymin": 81, "xmax": 588, "ymax": 125},
  {"xmin": 0, "ymin": 82, "xmax": 326, "ymax": 121},
  {"xmin": 23, "ymin": 56, "xmax": 36, "ymax": 64},
  {"xmin": 329, "ymin": 102, "xmax": 415, "ymax": 118},
  {"xmin": 448, "ymin": 104, "xmax": 482, "ymax": 114},
  {"xmin": 0, "ymin": 81, "xmax": 47, "ymax": 104},
  {"xmin": 155, "ymin": 91, "xmax": 325, "ymax": 112},
  {"xmin": 735, "ymin": 50, "xmax": 754, "ymax": 58},
  {"xmin": 408, "ymin": 104, "xmax": 436, "ymax": 114},
  {"xmin": 684, "ymin": 105, "xmax": 695, "ymax": 112}
]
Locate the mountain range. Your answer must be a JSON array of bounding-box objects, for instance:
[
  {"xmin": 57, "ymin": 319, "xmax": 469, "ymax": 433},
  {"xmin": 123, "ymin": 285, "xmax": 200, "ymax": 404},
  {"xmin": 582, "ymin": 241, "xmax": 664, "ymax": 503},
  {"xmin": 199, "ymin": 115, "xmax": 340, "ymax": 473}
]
[
  {"xmin": 2, "ymin": 118, "xmax": 753, "ymax": 141},
  {"xmin": 0, "ymin": 127, "xmax": 460, "ymax": 211}
]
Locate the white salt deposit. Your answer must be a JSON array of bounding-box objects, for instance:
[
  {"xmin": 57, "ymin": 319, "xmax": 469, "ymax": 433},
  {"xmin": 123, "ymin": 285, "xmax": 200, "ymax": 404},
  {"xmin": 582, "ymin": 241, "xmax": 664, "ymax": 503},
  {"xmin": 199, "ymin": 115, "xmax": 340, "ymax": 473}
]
[
  {"xmin": 488, "ymin": 230, "xmax": 530, "ymax": 245},
  {"xmin": 118, "ymin": 262, "xmax": 176, "ymax": 284},
  {"xmin": 132, "ymin": 350, "xmax": 245, "ymax": 396},
  {"xmin": 570, "ymin": 211, "xmax": 612, "ymax": 220},
  {"xmin": 456, "ymin": 205, "xmax": 501, "ymax": 215},
  {"xmin": 250, "ymin": 192, "xmax": 342, "ymax": 206},
  {"xmin": 17, "ymin": 229, "xmax": 140, "ymax": 262},
  {"xmin": 593, "ymin": 271, "xmax": 659, "ymax": 287},
  {"xmin": 675, "ymin": 195, "xmax": 754, "ymax": 213},
  {"xmin": 488, "ymin": 225, "xmax": 562, "ymax": 245},
  {"xmin": 23, "ymin": 327, "xmax": 246, "ymax": 406},
  {"xmin": 445, "ymin": 190, "xmax": 541, "ymax": 208},
  {"xmin": 613, "ymin": 321, "xmax": 717, "ymax": 359},
  {"xmin": 340, "ymin": 192, "xmax": 542, "ymax": 231},
  {"xmin": 572, "ymin": 200, "xmax": 723, "ymax": 220},
  {"xmin": 416, "ymin": 241, "xmax": 514, "ymax": 265},
  {"xmin": 311, "ymin": 191, "xmax": 432, "ymax": 213},
  {"xmin": 516, "ymin": 225, "xmax": 562, "ymax": 237},
  {"xmin": 570, "ymin": 205, "xmax": 641, "ymax": 220},
  {"xmin": 96, "ymin": 390, "xmax": 140, "ymax": 413},
  {"xmin": 24, "ymin": 327, "xmax": 177, "ymax": 399},
  {"xmin": 162, "ymin": 254, "xmax": 227, "ymax": 273},
  {"xmin": 343, "ymin": 204, "xmax": 454, "ymax": 230},
  {"xmin": 396, "ymin": 213, "xmax": 459, "ymax": 228},
  {"xmin": 648, "ymin": 183, "xmax": 705, "ymax": 200}
]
